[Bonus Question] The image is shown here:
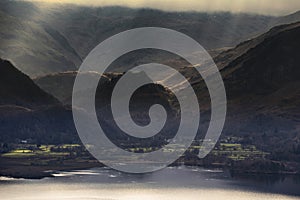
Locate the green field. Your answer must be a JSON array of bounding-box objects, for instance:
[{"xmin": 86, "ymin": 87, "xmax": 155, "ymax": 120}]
[
  {"xmin": 1, "ymin": 139, "xmax": 269, "ymax": 162},
  {"xmin": 211, "ymin": 143, "xmax": 269, "ymax": 161},
  {"xmin": 1, "ymin": 144, "xmax": 83, "ymax": 158}
]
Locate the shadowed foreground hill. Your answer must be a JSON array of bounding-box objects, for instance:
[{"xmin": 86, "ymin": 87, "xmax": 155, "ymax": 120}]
[
  {"xmin": 0, "ymin": 59, "xmax": 177, "ymax": 146},
  {"xmin": 0, "ymin": 59, "xmax": 77, "ymax": 144},
  {"xmin": 0, "ymin": 59, "xmax": 59, "ymax": 108}
]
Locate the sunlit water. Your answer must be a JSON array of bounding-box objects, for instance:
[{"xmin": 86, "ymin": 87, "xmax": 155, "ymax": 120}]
[{"xmin": 1, "ymin": 166, "xmax": 299, "ymax": 200}]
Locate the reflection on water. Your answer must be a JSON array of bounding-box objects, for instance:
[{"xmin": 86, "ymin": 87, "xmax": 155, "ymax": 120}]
[{"xmin": 0, "ymin": 166, "xmax": 300, "ymax": 200}]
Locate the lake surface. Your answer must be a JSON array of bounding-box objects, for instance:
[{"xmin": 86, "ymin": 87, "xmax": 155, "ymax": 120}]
[{"xmin": 1, "ymin": 166, "xmax": 300, "ymax": 200}]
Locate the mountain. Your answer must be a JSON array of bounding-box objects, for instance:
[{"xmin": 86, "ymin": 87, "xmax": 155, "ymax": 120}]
[
  {"xmin": 33, "ymin": 21, "xmax": 300, "ymax": 162},
  {"xmin": 209, "ymin": 22, "xmax": 300, "ymax": 162},
  {"xmin": 274, "ymin": 11, "xmax": 300, "ymax": 25},
  {"xmin": 1, "ymin": 0, "xmax": 300, "ymax": 167},
  {"xmin": 0, "ymin": 0, "xmax": 82, "ymax": 77},
  {"xmin": 0, "ymin": 58, "xmax": 177, "ymax": 146},
  {"xmin": 220, "ymin": 22, "xmax": 300, "ymax": 111},
  {"xmin": 34, "ymin": 70, "xmax": 179, "ymax": 147},
  {"xmin": 34, "ymin": 21, "xmax": 300, "ymax": 123},
  {"xmin": 34, "ymin": 71, "xmax": 111, "ymax": 105},
  {"xmin": 0, "ymin": 58, "xmax": 77, "ymax": 144},
  {"xmin": 3, "ymin": 0, "xmax": 300, "ymax": 77},
  {"xmin": 0, "ymin": 58, "xmax": 59, "ymax": 108},
  {"xmin": 42, "ymin": 6, "xmax": 273, "ymax": 58}
]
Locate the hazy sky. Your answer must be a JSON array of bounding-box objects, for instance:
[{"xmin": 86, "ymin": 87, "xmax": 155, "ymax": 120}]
[{"xmin": 28, "ymin": 0, "xmax": 300, "ymax": 16}]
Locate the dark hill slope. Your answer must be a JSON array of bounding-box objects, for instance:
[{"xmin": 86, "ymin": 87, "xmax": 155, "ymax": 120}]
[
  {"xmin": 212, "ymin": 22, "xmax": 300, "ymax": 161},
  {"xmin": 0, "ymin": 59, "xmax": 76, "ymax": 144},
  {"xmin": 222, "ymin": 22, "xmax": 300, "ymax": 100},
  {"xmin": 0, "ymin": 59, "xmax": 59, "ymax": 108}
]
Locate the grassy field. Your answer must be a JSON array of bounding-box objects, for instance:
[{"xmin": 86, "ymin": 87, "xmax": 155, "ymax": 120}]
[
  {"xmin": 1, "ymin": 138, "xmax": 269, "ymax": 162},
  {"xmin": 0, "ymin": 143, "xmax": 101, "ymax": 179},
  {"xmin": 1, "ymin": 144, "xmax": 82, "ymax": 158},
  {"xmin": 0, "ymin": 140, "xmax": 293, "ymax": 178},
  {"xmin": 210, "ymin": 143, "xmax": 269, "ymax": 161}
]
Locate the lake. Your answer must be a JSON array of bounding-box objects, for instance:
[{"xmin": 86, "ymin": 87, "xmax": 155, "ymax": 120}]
[{"xmin": 0, "ymin": 166, "xmax": 300, "ymax": 200}]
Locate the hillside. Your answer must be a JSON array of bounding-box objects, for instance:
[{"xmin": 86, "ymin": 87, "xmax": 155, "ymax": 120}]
[
  {"xmin": 0, "ymin": 58, "xmax": 177, "ymax": 146},
  {"xmin": 0, "ymin": 1, "xmax": 81, "ymax": 77},
  {"xmin": 220, "ymin": 22, "xmax": 300, "ymax": 108},
  {"xmin": 1, "ymin": 0, "xmax": 300, "ymax": 174},
  {"xmin": 211, "ymin": 22, "xmax": 300, "ymax": 162},
  {"xmin": 34, "ymin": 71, "xmax": 112, "ymax": 105},
  {"xmin": 0, "ymin": 58, "xmax": 59, "ymax": 108},
  {"xmin": 2, "ymin": 0, "xmax": 299, "ymax": 77},
  {"xmin": 33, "ymin": 21, "xmax": 300, "ymax": 163},
  {"xmin": 0, "ymin": 58, "xmax": 77, "ymax": 144}
]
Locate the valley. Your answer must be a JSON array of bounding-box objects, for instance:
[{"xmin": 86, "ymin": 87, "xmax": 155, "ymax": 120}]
[{"xmin": 0, "ymin": 0, "xmax": 300, "ymax": 179}]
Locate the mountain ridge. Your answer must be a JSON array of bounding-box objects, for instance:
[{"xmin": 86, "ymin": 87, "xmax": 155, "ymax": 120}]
[{"xmin": 2, "ymin": 0, "xmax": 300, "ymax": 77}]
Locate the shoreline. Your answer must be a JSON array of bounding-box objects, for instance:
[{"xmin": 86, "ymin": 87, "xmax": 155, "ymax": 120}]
[
  {"xmin": 1, "ymin": 156, "xmax": 300, "ymax": 180},
  {"xmin": 0, "ymin": 156, "xmax": 102, "ymax": 179}
]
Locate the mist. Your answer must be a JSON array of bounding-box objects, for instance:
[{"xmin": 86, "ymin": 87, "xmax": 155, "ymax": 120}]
[{"xmin": 27, "ymin": 0, "xmax": 300, "ymax": 16}]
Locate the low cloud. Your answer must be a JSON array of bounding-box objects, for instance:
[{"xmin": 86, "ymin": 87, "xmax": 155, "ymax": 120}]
[{"xmin": 28, "ymin": 0, "xmax": 300, "ymax": 16}]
